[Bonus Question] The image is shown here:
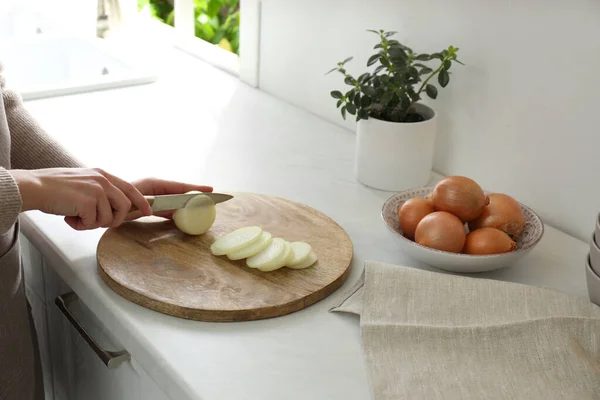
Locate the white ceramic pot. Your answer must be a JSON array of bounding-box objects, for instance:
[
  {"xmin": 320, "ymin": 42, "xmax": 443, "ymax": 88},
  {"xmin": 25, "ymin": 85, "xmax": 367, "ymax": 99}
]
[{"xmin": 355, "ymin": 103, "xmax": 436, "ymax": 191}]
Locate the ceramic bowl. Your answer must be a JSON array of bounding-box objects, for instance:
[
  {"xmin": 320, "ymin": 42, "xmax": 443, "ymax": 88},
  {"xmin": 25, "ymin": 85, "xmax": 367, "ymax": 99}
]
[
  {"xmin": 594, "ymin": 212, "xmax": 600, "ymax": 247},
  {"xmin": 585, "ymin": 253, "xmax": 600, "ymax": 307},
  {"xmin": 381, "ymin": 187, "xmax": 545, "ymax": 273},
  {"xmin": 589, "ymin": 234, "xmax": 600, "ymax": 276}
]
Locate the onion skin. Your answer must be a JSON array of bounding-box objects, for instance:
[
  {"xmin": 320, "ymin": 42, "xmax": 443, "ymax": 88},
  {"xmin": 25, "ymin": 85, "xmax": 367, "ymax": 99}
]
[
  {"xmin": 398, "ymin": 198, "xmax": 435, "ymax": 240},
  {"xmin": 463, "ymin": 227, "xmax": 517, "ymax": 255},
  {"xmin": 415, "ymin": 211, "xmax": 466, "ymax": 253},
  {"xmin": 468, "ymin": 193, "xmax": 525, "ymax": 238},
  {"xmin": 431, "ymin": 176, "xmax": 489, "ymax": 222}
]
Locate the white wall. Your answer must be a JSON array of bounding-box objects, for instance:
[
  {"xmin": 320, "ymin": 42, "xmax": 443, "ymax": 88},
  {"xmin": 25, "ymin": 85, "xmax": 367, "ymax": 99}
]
[{"xmin": 256, "ymin": 0, "xmax": 600, "ymax": 241}]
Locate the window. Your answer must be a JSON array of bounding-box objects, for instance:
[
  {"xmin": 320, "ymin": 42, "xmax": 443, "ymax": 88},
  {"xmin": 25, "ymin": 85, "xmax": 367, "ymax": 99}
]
[{"xmin": 136, "ymin": 0, "xmax": 259, "ymax": 85}]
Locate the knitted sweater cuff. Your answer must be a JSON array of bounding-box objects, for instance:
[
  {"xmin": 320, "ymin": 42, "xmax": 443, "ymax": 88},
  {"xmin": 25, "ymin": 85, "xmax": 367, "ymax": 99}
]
[{"xmin": 0, "ymin": 167, "xmax": 22, "ymax": 234}]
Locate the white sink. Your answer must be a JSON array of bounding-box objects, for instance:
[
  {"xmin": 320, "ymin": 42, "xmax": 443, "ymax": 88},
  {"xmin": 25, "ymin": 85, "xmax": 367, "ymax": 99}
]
[{"xmin": 0, "ymin": 33, "xmax": 157, "ymax": 100}]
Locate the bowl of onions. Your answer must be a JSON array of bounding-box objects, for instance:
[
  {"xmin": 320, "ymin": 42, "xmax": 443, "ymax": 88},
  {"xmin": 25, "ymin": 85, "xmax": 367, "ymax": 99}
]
[{"xmin": 381, "ymin": 176, "xmax": 544, "ymax": 273}]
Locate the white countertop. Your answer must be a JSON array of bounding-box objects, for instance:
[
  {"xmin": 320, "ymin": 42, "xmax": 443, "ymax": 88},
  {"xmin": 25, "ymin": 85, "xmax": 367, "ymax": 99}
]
[{"xmin": 19, "ymin": 43, "xmax": 592, "ymax": 400}]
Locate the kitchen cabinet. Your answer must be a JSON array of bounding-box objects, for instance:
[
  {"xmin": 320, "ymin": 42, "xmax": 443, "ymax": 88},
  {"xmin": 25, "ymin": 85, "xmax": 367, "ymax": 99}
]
[
  {"xmin": 21, "ymin": 233, "xmax": 170, "ymax": 400},
  {"xmin": 21, "ymin": 233, "xmax": 54, "ymax": 400}
]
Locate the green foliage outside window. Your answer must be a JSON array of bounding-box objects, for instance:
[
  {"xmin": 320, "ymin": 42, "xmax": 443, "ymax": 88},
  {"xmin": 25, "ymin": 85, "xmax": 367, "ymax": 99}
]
[{"xmin": 138, "ymin": 0, "xmax": 240, "ymax": 55}]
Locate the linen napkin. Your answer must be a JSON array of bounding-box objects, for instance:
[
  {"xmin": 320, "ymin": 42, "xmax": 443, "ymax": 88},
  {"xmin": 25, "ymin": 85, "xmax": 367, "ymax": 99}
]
[{"xmin": 331, "ymin": 261, "xmax": 600, "ymax": 400}]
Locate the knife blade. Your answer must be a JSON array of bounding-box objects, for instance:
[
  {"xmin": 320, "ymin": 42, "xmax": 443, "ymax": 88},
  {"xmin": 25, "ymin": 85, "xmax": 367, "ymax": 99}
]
[{"xmin": 130, "ymin": 192, "xmax": 233, "ymax": 213}]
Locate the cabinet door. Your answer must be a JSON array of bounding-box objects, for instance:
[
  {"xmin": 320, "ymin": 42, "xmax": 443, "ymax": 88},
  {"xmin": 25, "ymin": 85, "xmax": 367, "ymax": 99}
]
[
  {"xmin": 44, "ymin": 260, "xmax": 170, "ymax": 400},
  {"xmin": 20, "ymin": 233, "xmax": 46, "ymax": 302},
  {"xmin": 25, "ymin": 286, "xmax": 54, "ymax": 400},
  {"xmin": 21, "ymin": 233, "xmax": 54, "ymax": 400}
]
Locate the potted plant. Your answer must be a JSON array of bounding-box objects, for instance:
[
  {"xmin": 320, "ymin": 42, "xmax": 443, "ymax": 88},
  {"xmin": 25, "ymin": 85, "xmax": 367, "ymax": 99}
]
[{"xmin": 327, "ymin": 29, "xmax": 463, "ymax": 191}]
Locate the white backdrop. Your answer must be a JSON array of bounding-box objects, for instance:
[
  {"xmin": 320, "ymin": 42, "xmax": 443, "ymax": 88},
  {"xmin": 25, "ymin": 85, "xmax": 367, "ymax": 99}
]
[{"xmin": 253, "ymin": 0, "xmax": 600, "ymax": 242}]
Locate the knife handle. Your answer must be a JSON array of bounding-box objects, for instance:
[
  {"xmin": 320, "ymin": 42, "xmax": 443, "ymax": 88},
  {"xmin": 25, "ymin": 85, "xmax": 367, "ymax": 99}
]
[{"xmin": 128, "ymin": 196, "xmax": 155, "ymax": 213}]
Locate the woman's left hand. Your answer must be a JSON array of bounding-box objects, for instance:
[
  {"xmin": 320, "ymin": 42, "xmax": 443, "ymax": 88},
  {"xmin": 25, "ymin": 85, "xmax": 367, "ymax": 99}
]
[{"xmin": 126, "ymin": 177, "xmax": 213, "ymax": 220}]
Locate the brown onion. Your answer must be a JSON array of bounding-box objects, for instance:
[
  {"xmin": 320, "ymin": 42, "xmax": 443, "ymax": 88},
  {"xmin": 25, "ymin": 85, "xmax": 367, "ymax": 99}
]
[
  {"xmin": 431, "ymin": 176, "xmax": 489, "ymax": 222},
  {"xmin": 415, "ymin": 211, "xmax": 466, "ymax": 253},
  {"xmin": 468, "ymin": 193, "xmax": 525, "ymax": 238},
  {"xmin": 398, "ymin": 198, "xmax": 435, "ymax": 240},
  {"xmin": 463, "ymin": 227, "xmax": 517, "ymax": 255}
]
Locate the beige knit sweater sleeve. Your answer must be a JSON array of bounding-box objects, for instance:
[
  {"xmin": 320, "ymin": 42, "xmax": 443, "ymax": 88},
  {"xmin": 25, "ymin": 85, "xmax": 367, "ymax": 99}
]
[{"xmin": 0, "ymin": 61, "xmax": 84, "ymax": 233}]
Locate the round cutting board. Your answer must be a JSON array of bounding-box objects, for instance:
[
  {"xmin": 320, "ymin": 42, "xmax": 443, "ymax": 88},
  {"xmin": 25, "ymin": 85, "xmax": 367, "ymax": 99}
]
[{"xmin": 97, "ymin": 192, "xmax": 353, "ymax": 322}]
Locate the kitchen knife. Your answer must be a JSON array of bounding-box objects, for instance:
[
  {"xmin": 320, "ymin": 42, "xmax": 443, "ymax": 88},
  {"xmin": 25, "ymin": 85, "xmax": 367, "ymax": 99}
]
[{"xmin": 129, "ymin": 192, "xmax": 233, "ymax": 213}]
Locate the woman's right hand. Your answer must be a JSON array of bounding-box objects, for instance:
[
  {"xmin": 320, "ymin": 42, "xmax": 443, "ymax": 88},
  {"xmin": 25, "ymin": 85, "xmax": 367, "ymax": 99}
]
[{"xmin": 10, "ymin": 168, "xmax": 154, "ymax": 230}]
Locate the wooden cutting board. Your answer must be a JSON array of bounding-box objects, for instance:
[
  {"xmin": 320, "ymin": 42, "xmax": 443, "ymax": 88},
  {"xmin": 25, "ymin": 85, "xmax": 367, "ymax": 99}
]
[{"xmin": 96, "ymin": 192, "xmax": 353, "ymax": 322}]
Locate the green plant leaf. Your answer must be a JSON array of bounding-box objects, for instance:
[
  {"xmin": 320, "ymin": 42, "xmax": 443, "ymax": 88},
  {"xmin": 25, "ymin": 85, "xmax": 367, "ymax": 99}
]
[
  {"xmin": 413, "ymin": 63, "xmax": 429, "ymax": 68},
  {"xmin": 330, "ymin": 90, "xmax": 343, "ymax": 99},
  {"xmin": 408, "ymin": 88, "xmax": 421, "ymax": 102},
  {"xmin": 348, "ymin": 91, "xmax": 356, "ymax": 102},
  {"xmin": 455, "ymin": 59, "xmax": 465, "ymax": 65},
  {"xmin": 415, "ymin": 54, "xmax": 431, "ymax": 61},
  {"xmin": 389, "ymin": 47, "xmax": 407, "ymax": 60},
  {"xmin": 419, "ymin": 67, "xmax": 433, "ymax": 75},
  {"xmin": 400, "ymin": 93, "xmax": 410, "ymax": 110},
  {"xmin": 374, "ymin": 43, "xmax": 383, "ymax": 49},
  {"xmin": 408, "ymin": 67, "xmax": 419, "ymax": 79},
  {"xmin": 384, "ymin": 31, "xmax": 397, "ymax": 37},
  {"xmin": 362, "ymin": 86, "xmax": 376, "ymax": 97},
  {"xmin": 325, "ymin": 67, "xmax": 338, "ymax": 75},
  {"xmin": 358, "ymin": 72, "xmax": 370, "ymax": 83},
  {"xmin": 430, "ymin": 52, "xmax": 444, "ymax": 60},
  {"xmin": 438, "ymin": 69, "xmax": 450, "ymax": 87},
  {"xmin": 359, "ymin": 109, "xmax": 370, "ymax": 119},
  {"xmin": 341, "ymin": 106, "xmax": 347, "ymax": 120},
  {"xmin": 353, "ymin": 93, "xmax": 361, "ymax": 106},
  {"xmin": 381, "ymin": 90, "xmax": 394, "ymax": 104},
  {"xmin": 344, "ymin": 77, "xmax": 355, "ymax": 85},
  {"xmin": 443, "ymin": 60, "xmax": 452, "ymax": 70},
  {"xmin": 380, "ymin": 75, "xmax": 390, "ymax": 84},
  {"xmin": 380, "ymin": 58, "xmax": 390, "ymax": 67},
  {"xmin": 207, "ymin": 0, "xmax": 221, "ymax": 18},
  {"xmin": 367, "ymin": 29, "xmax": 379, "ymax": 34},
  {"xmin": 361, "ymin": 95, "xmax": 372, "ymax": 107},
  {"xmin": 342, "ymin": 57, "xmax": 354, "ymax": 65},
  {"xmin": 336, "ymin": 99, "xmax": 344, "ymax": 108},
  {"xmin": 346, "ymin": 103, "xmax": 357, "ymax": 115},
  {"xmin": 426, "ymin": 84, "xmax": 438, "ymax": 99},
  {"xmin": 367, "ymin": 54, "xmax": 381, "ymax": 66},
  {"xmin": 374, "ymin": 65, "xmax": 386, "ymax": 74}
]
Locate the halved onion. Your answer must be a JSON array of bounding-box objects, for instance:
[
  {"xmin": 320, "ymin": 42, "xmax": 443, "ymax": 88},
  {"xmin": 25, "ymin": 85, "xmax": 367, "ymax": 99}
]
[{"xmin": 173, "ymin": 192, "xmax": 216, "ymax": 235}]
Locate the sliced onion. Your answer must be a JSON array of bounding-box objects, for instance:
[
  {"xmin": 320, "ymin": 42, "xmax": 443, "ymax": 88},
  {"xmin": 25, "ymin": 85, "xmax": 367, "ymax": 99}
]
[
  {"xmin": 227, "ymin": 231, "xmax": 273, "ymax": 260},
  {"xmin": 210, "ymin": 226, "xmax": 263, "ymax": 256}
]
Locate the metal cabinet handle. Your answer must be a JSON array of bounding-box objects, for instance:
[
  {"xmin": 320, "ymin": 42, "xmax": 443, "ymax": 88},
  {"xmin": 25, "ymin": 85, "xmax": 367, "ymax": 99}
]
[{"xmin": 55, "ymin": 292, "xmax": 130, "ymax": 369}]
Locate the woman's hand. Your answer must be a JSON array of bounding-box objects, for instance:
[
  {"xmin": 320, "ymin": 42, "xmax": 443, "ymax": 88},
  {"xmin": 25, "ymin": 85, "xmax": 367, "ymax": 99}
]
[
  {"xmin": 11, "ymin": 168, "xmax": 154, "ymax": 230},
  {"xmin": 126, "ymin": 177, "xmax": 213, "ymax": 221}
]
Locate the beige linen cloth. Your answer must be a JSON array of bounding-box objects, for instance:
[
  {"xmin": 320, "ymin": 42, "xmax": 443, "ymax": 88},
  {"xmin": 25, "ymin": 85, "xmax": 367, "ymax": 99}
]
[{"xmin": 331, "ymin": 261, "xmax": 600, "ymax": 400}]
